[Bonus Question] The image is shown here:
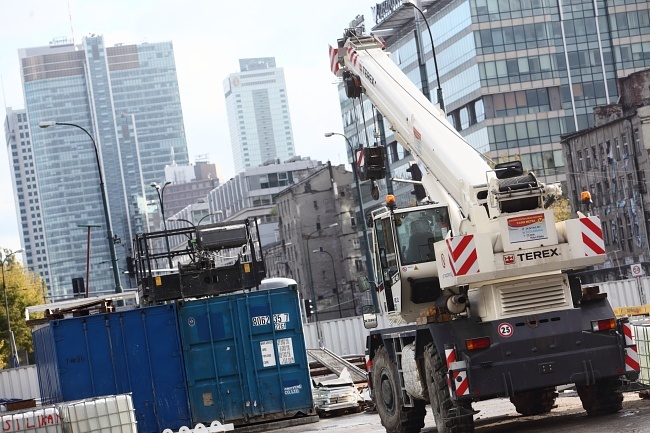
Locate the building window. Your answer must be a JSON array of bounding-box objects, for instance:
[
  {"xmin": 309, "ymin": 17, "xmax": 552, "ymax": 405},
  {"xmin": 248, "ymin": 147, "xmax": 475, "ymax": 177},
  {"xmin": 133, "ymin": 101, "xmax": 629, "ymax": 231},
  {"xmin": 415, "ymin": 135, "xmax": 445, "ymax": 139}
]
[{"xmin": 577, "ymin": 150, "xmax": 583, "ymax": 171}]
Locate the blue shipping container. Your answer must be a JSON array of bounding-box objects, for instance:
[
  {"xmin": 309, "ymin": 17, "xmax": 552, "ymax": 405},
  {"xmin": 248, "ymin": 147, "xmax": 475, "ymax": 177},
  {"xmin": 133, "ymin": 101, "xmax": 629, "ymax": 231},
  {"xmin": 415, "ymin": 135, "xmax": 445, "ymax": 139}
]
[
  {"xmin": 177, "ymin": 285, "xmax": 315, "ymax": 426},
  {"xmin": 32, "ymin": 304, "xmax": 192, "ymax": 433}
]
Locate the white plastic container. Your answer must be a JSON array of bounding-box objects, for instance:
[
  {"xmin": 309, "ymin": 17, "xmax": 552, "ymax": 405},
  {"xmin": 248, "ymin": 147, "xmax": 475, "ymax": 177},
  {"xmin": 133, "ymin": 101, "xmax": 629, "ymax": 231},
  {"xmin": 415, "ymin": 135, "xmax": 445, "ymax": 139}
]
[
  {"xmin": 1, "ymin": 406, "xmax": 61, "ymax": 433},
  {"xmin": 0, "ymin": 394, "xmax": 136, "ymax": 433},
  {"xmin": 60, "ymin": 394, "xmax": 137, "ymax": 433},
  {"xmin": 632, "ymin": 321, "xmax": 650, "ymax": 386}
]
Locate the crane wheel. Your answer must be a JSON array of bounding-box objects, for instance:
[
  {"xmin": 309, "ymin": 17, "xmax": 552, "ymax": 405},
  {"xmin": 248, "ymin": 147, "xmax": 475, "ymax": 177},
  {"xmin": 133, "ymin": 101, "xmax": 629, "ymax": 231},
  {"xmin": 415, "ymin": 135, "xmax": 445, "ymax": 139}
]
[
  {"xmin": 424, "ymin": 344, "xmax": 474, "ymax": 433},
  {"xmin": 576, "ymin": 378, "xmax": 623, "ymax": 416},
  {"xmin": 509, "ymin": 387, "xmax": 557, "ymax": 416},
  {"xmin": 372, "ymin": 346, "xmax": 426, "ymax": 433}
]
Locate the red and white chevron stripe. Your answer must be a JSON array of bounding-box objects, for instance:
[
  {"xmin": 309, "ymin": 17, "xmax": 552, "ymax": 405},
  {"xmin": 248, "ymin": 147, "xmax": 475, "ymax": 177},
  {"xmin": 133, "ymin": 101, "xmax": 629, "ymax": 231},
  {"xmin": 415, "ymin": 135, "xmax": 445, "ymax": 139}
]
[
  {"xmin": 453, "ymin": 370, "xmax": 470, "ymax": 396},
  {"xmin": 580, "ymin": 216, "xmax": 605, "ymax": 256},
  {"xmin": 622, "ymin": 322, "xmax": 635, "ymax": 346},
  {"xmin": 446, "ymin": 235, "xmax": 479, "ymax": 276},
  {"xmin": 347, "ymin": 47, "xmax": 359, "ymax": 67},
  {"xmin": 329, "ymin": 45, "xmax": 339, "ymax": 75},
  {"xmin": 622, "ymin": 322, "xmax": 640, "ymax": 372},
  {"xmin": 625, "ymin": 346, "xmax": 640, "ymax": 371},
  {"xmin": 445, "ymin": 346, "xmax": 456, "ymax": 369}
]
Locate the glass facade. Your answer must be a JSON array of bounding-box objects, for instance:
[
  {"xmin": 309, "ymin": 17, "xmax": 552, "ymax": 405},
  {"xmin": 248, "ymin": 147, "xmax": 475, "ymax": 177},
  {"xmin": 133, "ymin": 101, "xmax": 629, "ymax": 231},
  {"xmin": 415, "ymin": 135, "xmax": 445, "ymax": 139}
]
[
  {"xmin": 223, "ymin": 58, "xmax": 295, "ymax": 173},
  {"xmin": 4, "ymin": 108, "xmax": 51, "ymax": 288},
  {"xmin": 337, "ymin": 0, "xmax": 650, "ymax": 210},
  {"xmin": 18, "ymin": 35, "xmax": 189, "ymax": 299}
]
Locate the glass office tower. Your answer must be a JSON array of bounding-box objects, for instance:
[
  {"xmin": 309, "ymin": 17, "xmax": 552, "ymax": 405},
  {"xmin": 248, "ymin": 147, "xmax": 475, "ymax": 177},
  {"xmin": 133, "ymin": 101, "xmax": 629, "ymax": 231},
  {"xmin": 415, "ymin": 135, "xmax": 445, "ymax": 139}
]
[
  {"xmin": 340, "ymin": 0, "xmax": 650, "ymax": 216},
  {"xmin": 16, "ymin": 35, "xmax": 189, "ymax": 299},
  {"xmin": 4, "ymin": 107, "xmax": 51, "ymax": 289}
]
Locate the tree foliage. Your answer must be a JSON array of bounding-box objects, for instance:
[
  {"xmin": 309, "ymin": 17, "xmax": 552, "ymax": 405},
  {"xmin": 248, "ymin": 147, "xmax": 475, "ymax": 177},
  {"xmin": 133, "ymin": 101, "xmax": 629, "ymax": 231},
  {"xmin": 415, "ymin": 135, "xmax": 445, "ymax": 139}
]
[
  {"xmin": 549, "ymin": 196, "xmax": 572, "ymax": 222},
  {"xmin": 1, "ymin": 250, "xmax": 44, "ymax": 368}
]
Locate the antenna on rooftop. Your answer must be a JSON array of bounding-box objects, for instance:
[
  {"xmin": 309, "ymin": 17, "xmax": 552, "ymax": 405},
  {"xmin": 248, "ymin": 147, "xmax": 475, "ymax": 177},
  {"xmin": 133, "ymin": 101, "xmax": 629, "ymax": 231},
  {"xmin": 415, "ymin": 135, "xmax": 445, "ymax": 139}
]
[{"xmin": 68, "ymin": 1, "xmax": 76, "ymax": 45}]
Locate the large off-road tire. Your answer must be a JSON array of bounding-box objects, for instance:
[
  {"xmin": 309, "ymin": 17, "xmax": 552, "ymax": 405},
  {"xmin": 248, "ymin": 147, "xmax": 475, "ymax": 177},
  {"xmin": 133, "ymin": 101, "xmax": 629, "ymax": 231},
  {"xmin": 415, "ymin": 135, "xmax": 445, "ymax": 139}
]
[
  {"xmin": 576, "ymin": 378, "xmax": 623, "ymax": 416},
  {"xmin": 423, "ymin": 344, "xmax": 474, "ymax": 433},
  {"xmin": 510, "ymin": 387, "xmax": 558, "ymax": 416},
  {"xmin": 372, "ymin": 346, "xmax": 426, "ymax": 433}
]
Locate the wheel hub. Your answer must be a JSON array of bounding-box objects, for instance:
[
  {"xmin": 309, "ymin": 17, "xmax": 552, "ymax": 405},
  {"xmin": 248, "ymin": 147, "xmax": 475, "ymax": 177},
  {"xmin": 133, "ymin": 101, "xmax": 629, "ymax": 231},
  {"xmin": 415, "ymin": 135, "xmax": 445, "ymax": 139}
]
[{"xmin": 380, "ymin": 372, "xmax": 395, "ymax": 412}]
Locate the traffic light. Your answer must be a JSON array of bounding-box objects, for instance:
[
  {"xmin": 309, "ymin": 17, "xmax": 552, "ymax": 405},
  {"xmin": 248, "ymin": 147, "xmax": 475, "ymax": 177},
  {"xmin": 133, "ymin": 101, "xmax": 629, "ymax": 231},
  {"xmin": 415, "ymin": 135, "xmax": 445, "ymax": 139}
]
[
  {"xmin": 304, "ymin": 299, "xmax": 315, "ymax": 318},
  {"xmin": 406, "ymin": 163, "xmax": 427, "ymax": 201}
]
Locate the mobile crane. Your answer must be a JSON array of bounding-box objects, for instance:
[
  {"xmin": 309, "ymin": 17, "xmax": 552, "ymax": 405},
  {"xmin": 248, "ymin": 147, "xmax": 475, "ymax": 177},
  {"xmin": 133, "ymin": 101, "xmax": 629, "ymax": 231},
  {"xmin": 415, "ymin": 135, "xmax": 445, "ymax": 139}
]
[{"xmin": 332, "ymin": 28, "xmax": 640, "ymax": 433}]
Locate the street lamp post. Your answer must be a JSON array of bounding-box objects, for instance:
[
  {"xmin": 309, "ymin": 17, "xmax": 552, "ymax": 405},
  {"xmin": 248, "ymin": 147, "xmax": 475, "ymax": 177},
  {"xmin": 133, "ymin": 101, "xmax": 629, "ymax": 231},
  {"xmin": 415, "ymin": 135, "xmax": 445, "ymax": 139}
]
[
  {"xmin": 77, "ymin": 224, "xmax": 101, "ymax": 298},
  {"xmin": 324, "ymin": 132, "xmax": 380, "ymax": 310},
  {"xmin": 404, "ymin": 0, "xmax": 445, "ymax": 113},
  {"xmin": 39, "ymin": 121, "xmax": 124, "ymax": 294},
  {"xmin": 1, "ymin": 249, "xmax": 23, "ymax": 368},
  {"xmin": 151, "ymin": 181, "xmax": 173, "ymax": 269},
  {"xmin": 306, "ymin": 223, "xmax": 338, "ymax": 347},
  {"xmin": 313, "ymin": 248, "xmax": 343, "ymax": 318},
  {"xmin": 610, "ymin": 249, "xmax": 625, "ymax": 279}
]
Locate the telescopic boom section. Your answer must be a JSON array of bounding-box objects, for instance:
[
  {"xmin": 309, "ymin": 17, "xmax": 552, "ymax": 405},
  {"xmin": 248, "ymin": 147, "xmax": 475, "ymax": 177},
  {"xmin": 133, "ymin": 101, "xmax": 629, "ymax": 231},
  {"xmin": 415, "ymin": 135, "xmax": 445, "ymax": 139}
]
[{"xmin": 336, "ymin": 32, "xmax": 493, "ymax": 220}]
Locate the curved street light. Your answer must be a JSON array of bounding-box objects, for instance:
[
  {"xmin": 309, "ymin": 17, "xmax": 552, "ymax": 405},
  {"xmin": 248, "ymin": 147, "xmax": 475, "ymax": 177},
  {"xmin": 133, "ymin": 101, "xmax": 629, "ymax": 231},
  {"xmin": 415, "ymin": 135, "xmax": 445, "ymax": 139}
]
[
  {"xmin": 39, "ymin": 121, "xmax": 123, "ymax": 295},
  {"xmin": 404, "ymin": 1, "xmax": 445, "ymax": 113},
  {"xmin": 1, "ymin": 249, "xmax": 24, "ymax": 368},
  {"xmin": 151, "ymin": 181, "xmax": 173, "ymax": 268}
]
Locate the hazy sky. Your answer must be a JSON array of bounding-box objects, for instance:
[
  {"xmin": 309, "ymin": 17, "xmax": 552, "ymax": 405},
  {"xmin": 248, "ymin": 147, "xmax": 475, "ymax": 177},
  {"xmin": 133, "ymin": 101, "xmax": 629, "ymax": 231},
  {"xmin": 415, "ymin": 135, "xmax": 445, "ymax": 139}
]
[{"xmin": 0, "ymin": 0, "xmax": 375, "ymax": 254}]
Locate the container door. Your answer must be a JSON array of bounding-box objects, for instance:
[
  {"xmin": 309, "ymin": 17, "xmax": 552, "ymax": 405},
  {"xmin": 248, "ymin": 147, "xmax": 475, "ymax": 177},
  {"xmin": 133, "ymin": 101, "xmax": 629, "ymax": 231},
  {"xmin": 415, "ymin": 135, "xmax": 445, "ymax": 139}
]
[
  {"xmin": 34, "ymin": 305, "xmax": 191, "ymax": 433},
  {"xmin": 178, "ymin": 297, "xmax": 249, "ymax": 424},
  {"xmin": 237, "ymin": 287, "xmax": 313, "ymax": 419},
  {"xmin": 178, "ymin": 287, "xmax": 314, "ymax": 426},
  {"xmin": 112, "ymin": 305, "xmax": 192, "ymax": 432},
  {"xmin": 51, "ymin": 314, "xmax": 119, "ymax": 400}
]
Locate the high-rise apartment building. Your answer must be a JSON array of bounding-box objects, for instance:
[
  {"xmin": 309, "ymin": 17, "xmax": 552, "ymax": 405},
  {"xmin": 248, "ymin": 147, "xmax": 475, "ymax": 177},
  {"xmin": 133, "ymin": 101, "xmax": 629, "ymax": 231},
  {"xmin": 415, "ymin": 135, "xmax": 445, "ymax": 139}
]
[
  {"xmin": 340, "ymin": 0, "xmax": 650, "ymax": 216},
  {"xmin": 13, "ymin": 34, "xmax": 189, "ymax": 299},
  {"xmin": 223, "ymin": 57, "xmax": 295, "ymax": 173},
  {"xmin": 4, "ymin": 107, "xmax": 51, "ymax": 288}
]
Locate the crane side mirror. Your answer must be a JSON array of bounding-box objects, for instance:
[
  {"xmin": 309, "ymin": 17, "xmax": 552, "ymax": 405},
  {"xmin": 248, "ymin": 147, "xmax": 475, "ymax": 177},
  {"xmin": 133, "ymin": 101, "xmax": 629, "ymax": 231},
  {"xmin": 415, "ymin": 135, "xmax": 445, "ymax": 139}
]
[{"xmin": 362, "ymin": 305, "xmax": 378, "ymax": 329}]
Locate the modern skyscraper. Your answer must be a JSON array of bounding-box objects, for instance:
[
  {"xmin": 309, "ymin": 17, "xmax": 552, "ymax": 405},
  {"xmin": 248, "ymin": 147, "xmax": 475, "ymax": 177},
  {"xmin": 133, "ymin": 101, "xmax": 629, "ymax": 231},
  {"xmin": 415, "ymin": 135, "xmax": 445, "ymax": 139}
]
[
  {"xmin": 4, "ymin": 107, "xmax": 51, "ymax": 289},
  {"xmin": 14, "ymin": 34, "xmax": 189, "ymax": 299},
  {"xmin": 223, "ymin": 57, "xmax": 296, "ymax": 173},
  {"xmin": 339, "ymin": 0, "xmax": 650, "ymax": 215}
]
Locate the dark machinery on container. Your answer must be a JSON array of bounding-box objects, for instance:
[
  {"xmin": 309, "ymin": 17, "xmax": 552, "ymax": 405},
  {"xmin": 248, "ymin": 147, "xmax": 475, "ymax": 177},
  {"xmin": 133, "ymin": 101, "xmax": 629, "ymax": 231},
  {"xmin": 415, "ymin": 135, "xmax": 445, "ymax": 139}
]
[{"xmin": 133, "ymin": 218, "xmax": 266, "ymax": 306}]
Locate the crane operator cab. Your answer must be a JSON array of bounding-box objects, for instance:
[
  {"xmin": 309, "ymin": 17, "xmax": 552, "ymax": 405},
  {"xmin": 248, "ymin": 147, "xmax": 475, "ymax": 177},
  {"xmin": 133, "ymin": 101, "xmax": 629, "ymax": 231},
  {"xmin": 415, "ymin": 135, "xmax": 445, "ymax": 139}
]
[
  {"xmin": 395, "ymin": 207, "xmax": 451, "ymax": 265},
  {"xmin": 372, "ymin": 203, "xmax": 452, "ymax": 319}
]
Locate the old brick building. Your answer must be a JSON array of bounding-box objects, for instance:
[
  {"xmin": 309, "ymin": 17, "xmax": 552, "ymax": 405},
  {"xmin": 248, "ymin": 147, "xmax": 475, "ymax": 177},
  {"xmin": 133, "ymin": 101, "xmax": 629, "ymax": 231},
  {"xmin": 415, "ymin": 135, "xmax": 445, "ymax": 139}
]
[{"xmin": 562, "ymin": 68, "xmax": 650, "ymax": 282}]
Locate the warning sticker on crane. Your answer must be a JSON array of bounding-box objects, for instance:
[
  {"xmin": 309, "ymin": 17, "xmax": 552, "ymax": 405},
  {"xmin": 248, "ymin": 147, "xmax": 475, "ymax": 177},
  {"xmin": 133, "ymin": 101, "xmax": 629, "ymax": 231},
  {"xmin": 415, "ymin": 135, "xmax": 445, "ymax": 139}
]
[
  {"xmin": 414, "ymin": 127, "xmax": 422, "ymax": 152},
  {"xmin": 498, "ymin": 322, "xmax": 514, "ymax": 338},
  {"xmin": 507, "ymin": 213, "xmax": 548, "ymax": 243}
]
